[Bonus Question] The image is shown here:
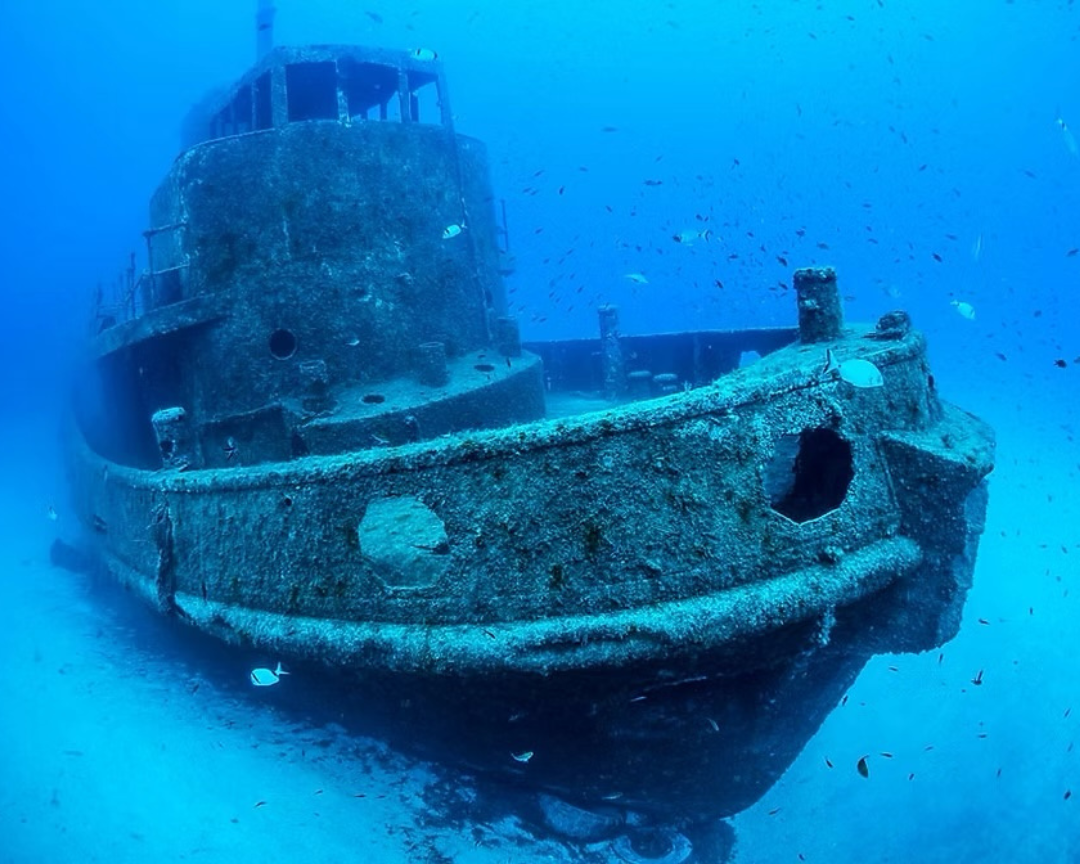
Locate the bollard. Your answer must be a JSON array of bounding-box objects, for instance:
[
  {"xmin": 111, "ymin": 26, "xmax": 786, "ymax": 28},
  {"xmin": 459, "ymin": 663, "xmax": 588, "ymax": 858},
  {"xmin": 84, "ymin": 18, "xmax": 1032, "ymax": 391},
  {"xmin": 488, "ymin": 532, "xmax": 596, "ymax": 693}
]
[
  {"xmin": 150, "ymin": 407, "xmax": 193, "ymax": 469},
  {"xmin": 299, "ymin": 358, "xmax": 335, "ymax": 412},
  {"xmin": 793, "ymin": 266, "xmax": 843, "ymax": 343},
  {"xmin": 598, "ymin": 305, "xmax": 626, "ymax": 399},
  {"xmin": 416, "ymin": 341, "xmax": 449, "ymax": 387}
]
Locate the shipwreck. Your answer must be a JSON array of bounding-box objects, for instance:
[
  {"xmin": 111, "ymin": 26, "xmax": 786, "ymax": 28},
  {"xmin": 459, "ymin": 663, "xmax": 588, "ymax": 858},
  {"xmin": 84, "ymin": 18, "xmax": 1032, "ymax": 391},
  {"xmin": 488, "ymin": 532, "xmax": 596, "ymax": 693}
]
[{"xmin": 64, "ymin": 38, "xmax": 994, "ymax": 854}]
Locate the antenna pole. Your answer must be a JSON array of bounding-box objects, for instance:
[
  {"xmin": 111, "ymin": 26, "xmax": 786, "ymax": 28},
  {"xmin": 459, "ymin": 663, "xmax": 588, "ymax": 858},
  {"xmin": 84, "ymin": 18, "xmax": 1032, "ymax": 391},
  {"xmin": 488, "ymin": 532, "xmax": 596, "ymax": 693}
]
[{"xmin": 256, "ymin": 0, "xmax": 276, "ymax": 61}]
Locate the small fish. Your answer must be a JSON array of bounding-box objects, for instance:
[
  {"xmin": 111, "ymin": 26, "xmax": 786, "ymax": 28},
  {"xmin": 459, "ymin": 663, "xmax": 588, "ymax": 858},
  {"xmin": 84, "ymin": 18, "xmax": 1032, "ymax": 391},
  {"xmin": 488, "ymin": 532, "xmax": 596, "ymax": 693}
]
[
  {"xmin": 823, "ymin": 349, "xmax": 884, "ymax": 389},
  {"xmin": 624, "ymin": 272, "xmax": 649, "ymax": 284},
  {"xmin": 250, "ymin": 662, "xmax": 289, "ymax": 687},
  {"xmin": 856, "ymin": 756, "xmax": 869, "ymax": 778},
  {"xmin": 951, "ymin": 300, "xmax": 976, "ymax": 320},
  {"xmin": 673, "ymin": 228, "xmax": 712, "ymax": 245},
  {"xmin": 971, "ymin": 669, "xmax": 984, "ymax": 686},
  {"xmin": 511, "ymin": 750, "xmax": 534, "ymax": 763},
  {"xmin": 222, "ymin": 437, "xmax": 238, "ymax": 461},
  {"xmin": 47, "ymin": 505, "xmax": 58, "ymax": 522},
  {"xmin": 347, "ymin": 336, "xmax": 361, "ymax": 347},
  {"xmin": 411, "ymin": 47, "xmax": 438, "ymax": 61},
  {"xmin": 1059, "ymin": 117, "xmax": 1079, "ymax": 157},
  {"xmin": 442, "ymin": 223, "xmax": 465, "ymax": 240},
  {"xmin": 971, "ymin": 233, "xmax": 983, "ymax": 262}
]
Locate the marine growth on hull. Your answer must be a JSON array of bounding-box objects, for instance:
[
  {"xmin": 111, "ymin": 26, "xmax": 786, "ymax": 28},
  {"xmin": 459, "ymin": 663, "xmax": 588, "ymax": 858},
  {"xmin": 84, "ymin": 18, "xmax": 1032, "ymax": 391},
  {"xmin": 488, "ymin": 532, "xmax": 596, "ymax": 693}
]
[{"xmin": 65, "ymin": 40, "xmax": 996, "ymax": 836}]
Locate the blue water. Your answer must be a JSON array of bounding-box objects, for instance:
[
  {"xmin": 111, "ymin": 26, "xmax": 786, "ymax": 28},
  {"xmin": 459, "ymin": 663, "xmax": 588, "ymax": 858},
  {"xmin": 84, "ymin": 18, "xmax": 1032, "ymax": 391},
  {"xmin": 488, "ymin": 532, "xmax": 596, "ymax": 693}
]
[{"xmin": 1, "ymin": 2, "xmax": 1078, "ymax": 862}]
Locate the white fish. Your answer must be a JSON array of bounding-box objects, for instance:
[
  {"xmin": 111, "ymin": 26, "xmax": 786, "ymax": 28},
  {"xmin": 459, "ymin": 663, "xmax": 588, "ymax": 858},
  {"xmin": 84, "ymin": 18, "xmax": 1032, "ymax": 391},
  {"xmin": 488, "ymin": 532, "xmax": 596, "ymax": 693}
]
[
  {"xmin": 250, "ymin": 662, "xmax": 289, "ymax": 687},
  {"xmin": 624, "ymin": 272, "xmax": 649, "ymax": 284},
  {"xmin": 411, "ymin": 47, "xmax": 438, "ymax": 61},
  {"xmin": 442, "ymin": 223, "xmax": 464, "ymax": 240},
  {"xmin": 511, "ymin": 750, "xmax": 534, "ymax": 763},
  {"xmin": 971, "ymin": 233, "xmax": 982, "ymax": 262},
  {"xmin": 823, "ymin": 349, "xmax": 884, "ymax": 389},
  {"xmin": 47, "ymin": 505, "xmax": 58, "ymax": 522},
  {"xmin": 673, "ymin": 228, "xmax": 712, "ymax": 246},
  {"xmin": 347, "ymin": 336, "xmax": 361, "ymax": 347},
  {"xmin": 951, "ymin": 300, "xmax": 976, "ymax": 320},
  {"xmin": 1059, "ymin": 117, "xmax": 1079, "ymax": 157}
]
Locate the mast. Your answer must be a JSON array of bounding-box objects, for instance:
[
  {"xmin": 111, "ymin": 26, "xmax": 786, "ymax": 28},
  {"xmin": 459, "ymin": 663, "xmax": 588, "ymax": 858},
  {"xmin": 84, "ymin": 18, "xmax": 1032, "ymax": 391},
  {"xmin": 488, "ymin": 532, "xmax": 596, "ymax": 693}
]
[{"xmin": 256, "ymin": 0, "xmax": 276, "ymax": 61}]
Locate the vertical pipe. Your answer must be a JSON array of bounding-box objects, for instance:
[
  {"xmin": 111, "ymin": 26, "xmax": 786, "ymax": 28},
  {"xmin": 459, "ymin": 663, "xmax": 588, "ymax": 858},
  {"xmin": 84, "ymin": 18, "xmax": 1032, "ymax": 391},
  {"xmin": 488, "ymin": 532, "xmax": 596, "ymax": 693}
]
[
  {"xmin": 143, "ymin": 230, "xmax": 156, "ymax": 307},
  {"xmin": 793, "ymin": 266, "xmax": 843, "ymax": 343},
  {"xmin": 598, "ymin": 305, "xmax": 626, "ymax": 400},
  {"xmin": 256, "ymin": 0, "xmax": 276, "ymax": 62},
  {"xmin": 397, "ymin": 70, "xmax": 411, "ymax": 122}
]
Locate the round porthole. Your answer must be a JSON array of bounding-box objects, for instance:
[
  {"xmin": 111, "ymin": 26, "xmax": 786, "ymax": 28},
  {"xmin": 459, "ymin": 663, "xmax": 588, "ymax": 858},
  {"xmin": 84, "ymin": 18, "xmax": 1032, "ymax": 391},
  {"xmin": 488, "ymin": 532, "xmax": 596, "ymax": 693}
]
[{"xmin": 269, "ymin": 328, "xmax": 297, "ymax": 360}]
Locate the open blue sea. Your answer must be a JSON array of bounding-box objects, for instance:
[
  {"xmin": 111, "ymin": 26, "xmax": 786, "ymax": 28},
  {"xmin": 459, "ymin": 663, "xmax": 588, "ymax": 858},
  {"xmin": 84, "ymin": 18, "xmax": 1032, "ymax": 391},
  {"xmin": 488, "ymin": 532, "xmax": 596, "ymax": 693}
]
[{"xmin": 0, "ymin": 2, "xmax": 1077, "ymax": 862}]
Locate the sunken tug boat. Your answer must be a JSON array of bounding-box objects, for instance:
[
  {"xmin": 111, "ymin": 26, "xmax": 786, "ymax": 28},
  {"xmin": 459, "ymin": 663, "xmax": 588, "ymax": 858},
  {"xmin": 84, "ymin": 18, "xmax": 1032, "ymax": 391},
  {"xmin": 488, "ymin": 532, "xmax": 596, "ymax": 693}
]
[{"xmin": 66, "ymin": 42, "xmax": 994, "ymax": 859}]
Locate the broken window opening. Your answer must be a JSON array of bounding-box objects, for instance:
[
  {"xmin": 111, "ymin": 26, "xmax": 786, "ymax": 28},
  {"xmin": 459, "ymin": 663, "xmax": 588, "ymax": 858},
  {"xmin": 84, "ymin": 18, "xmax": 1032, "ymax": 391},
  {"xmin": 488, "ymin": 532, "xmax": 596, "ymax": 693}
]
[
  {"xmin": 340, "ymin": 60, "xmax": 398, "ymax": 122},
  {"xmin": 406, "ymin": 71, "xmax": 440, "ymax": 123},
  {"xmin": 285, "ymin": 62, "xmax": 339, "ymax": 122},
  {"xmin": 230, "ymin": 86, "xmax": 252, "ymax": 135},
  {"xmin": 210, "ymin": 86, "xmax": 254, "ymax": 138},
  {"xmin": 764, "ymin": 427, "xmax": 854, "ymax": 523},
  {"xmin": 254, "ymin": 71, "xmax": 273, "ymax": 130}
]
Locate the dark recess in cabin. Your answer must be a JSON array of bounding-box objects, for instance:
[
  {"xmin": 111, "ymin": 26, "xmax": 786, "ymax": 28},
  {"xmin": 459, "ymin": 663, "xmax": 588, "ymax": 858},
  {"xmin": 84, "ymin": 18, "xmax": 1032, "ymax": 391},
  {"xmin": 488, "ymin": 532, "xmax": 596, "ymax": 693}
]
[
  {"xmin": 254, "ymin": 71, "xmax": 273, "ymax": 130},
  {"xmin": 286, "ymin": 62, "xmax": 339, "ymax": 122},
  {"xmin": 341, "ymin": 59, "xmax": 399, "ymax": 120}
]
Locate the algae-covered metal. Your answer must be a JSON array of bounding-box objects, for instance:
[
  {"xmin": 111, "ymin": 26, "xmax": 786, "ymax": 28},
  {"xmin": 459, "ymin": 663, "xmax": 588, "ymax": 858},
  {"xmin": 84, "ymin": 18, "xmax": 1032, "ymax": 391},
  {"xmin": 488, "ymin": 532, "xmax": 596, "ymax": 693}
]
[{"xmin": 66, "ymin": 44, "xmax": 994, "ymax": 824}]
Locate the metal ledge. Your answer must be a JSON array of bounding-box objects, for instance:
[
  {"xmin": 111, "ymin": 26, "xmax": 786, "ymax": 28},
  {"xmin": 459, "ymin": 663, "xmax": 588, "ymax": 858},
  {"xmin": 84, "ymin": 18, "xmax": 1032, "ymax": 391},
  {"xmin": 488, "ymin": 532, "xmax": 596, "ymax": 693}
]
[
  {"xmin": 92, "ymin": 293, "xmax": 229, "ymax": 360},
  {"xmin": 154, "ymin": 536, "xmax": 922, "ymax": 676}
]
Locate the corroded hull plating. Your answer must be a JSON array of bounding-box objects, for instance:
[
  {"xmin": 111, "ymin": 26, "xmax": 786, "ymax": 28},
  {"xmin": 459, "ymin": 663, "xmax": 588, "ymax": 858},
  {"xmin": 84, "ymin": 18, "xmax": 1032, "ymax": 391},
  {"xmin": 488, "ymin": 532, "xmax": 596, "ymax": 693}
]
[
  {"xmin": 69, "ymin": 326, "xmax": 992, "ymax": 678},
  {"xmin": 65, "ymin": 319, "xmax": 993, "ymax": 819}
]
